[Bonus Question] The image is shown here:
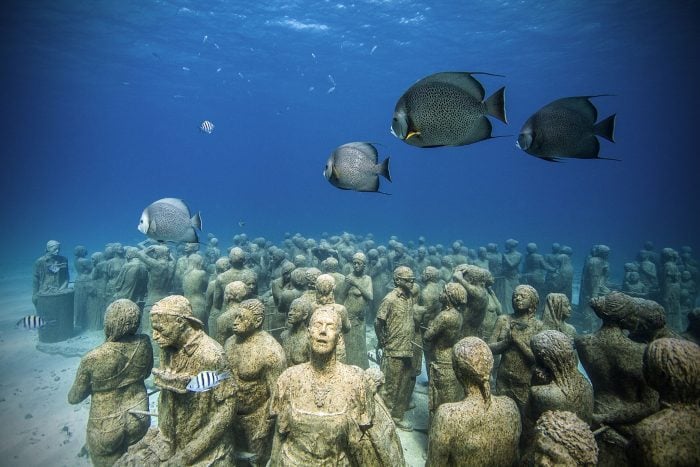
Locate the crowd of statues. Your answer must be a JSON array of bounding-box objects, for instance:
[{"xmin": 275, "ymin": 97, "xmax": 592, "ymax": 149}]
[{"xmin": 49, "ymin": 232, "xmax": 700, "ymax": 465}]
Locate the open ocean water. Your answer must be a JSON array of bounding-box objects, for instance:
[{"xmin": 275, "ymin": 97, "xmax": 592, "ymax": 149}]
[{"xmin": 0, "ymin": 0, "xmax": 698, "ymax": 464}]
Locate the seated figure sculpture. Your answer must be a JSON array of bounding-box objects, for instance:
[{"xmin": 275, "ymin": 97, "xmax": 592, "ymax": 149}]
[
  {"xmin": 427, "ymin": 337, "xmax": 521, "ymax": 467},
  {"xmin": 224, "ymin": 298, "xmax": 286, "ymax": 466},
  {"xmin": 116, "ymin": 295, "xmax": 235, "ymax": 466},
  {"xmin": 68, "ymin": 299, "xmax": 153, "ymax": 467},
  {"xmin": 627, "ymin": 338, "xmax": 700, "ymax": 466},
  {"xmin": 270, "ymin": 306, "xmax": 374, "ymax": 466},
  {"xmin": 33, "ymin": 239, "xmax": 70, "ymax": 306}
]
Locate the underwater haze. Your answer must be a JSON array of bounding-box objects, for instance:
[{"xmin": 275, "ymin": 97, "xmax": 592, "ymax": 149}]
[{"xmin": 2, "ymin": 0, "xmax": 699, "ymax": 275}]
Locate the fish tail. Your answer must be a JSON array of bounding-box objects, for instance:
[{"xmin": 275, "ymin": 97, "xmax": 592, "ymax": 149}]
[
  {"xmin": 217, "ymin": 371, "xmax": 231, "ymax": 380},
  {"xmin": 594, "ymin": 114, "xmax": 616, "ymax": 143},
  {"xmin": 379, "ymin": 157, "xmax": 391, "ymax": 182},
  {"xmin": 485, "ymin": 86, "xmax": 507, "ymax": 124},
  {"xmin": 191, "ymin": 212, "xmax": 203, "ymax": 231}
]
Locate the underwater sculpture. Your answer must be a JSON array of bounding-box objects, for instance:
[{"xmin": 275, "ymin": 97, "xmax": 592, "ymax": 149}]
[
  {"xmin": 627, "ymin": 338, "xmax": 700, "ymax": 466},
  {"xmin": 578, "ymin": 244, "xmax": 611, "ymax": 331},
  {"xmin": 280, "ymin": 298, "xmax": 312, "ymax": 366},
  {"xmin": 270, "ymin": 306, "xmax": 374, "ymax": 466},
  {"xmin": 541, "ymin": 292, "xmax": 576, "ymax": 339},
  {"xmin": 343, "ymin": 252, "xmax": 373, "ymax": 369},
  {"xmin": 182, "ymin": 253, "xmax": 208, "ymax": 328},
  {"xmin": 496, "ymin": 238, "xmax": 521, "ymax": 314},
  {"xmin": 418, "ymin": 265, "xmax": 443, "ymax": 375},
  {"xmin": 426, "ymin": 337, "xmax": 521, "ymax": 467},
  {"xmin": 214, "ymin": 280, "xmax": 248, "ymax": 345},
  {"xmin": 451, "ymin": 264, "xmax": 490, "ymax": 338},
  {"xmin": 224, "ymin": 298, "xmax": 286, "ymax": 466},
  {"xmin": 33, "ymin": 239, "xmax": 73, "ymax": 341},
  {"xmin": 314, "ymin": 273, "xmax": 351, "ymax": 363},
  {"xmin": 68, "ymin": 299, "xmax": 153, "ymax": 467},
  {"xmin": 116, "ymin": 295, "xmax": 235, "ymax": 466},
  {"xmin": 112, "ymin": 246, "xmax": 148, "ymax": 305},
  {"xmin": 133, "ymin": 244, "xmax": 175, "ymax": 335},
  {"xmin": 576, "ymin": 291, "xmax": 659, "ymax": 466},
  {"xmin": 73, "ymin": 244, "xmax": 93, "ymax": 330},
  {"xmin": 33, "ymin": 239, "xmax": 70, "ymax": 304},
  {"xmin": 529, "ymin": 410, "xmax": 598, "ymax": 466}
]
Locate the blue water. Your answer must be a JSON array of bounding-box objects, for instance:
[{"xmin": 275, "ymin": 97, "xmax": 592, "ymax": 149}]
[{"xmin": 2, "ymin": 0, "xmax": 699, "ymax": 276}]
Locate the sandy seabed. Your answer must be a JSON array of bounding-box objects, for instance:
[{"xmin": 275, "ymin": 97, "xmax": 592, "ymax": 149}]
[{"xmin": 0, "ymin": 272, "xmax": 428, "ymax": 466}]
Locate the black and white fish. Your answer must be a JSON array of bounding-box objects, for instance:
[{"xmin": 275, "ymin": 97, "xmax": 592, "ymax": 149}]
[
  {"xmin": 186, "ymin": 370, "xmax": 230, "ymax": 392},
  {"xmin": 16, "ymin": 315, "xmax": 56, "ymax": 330},
  {"xmin": 138, "ymin": 198, "xmax": 203, "ymax": 243},
  {"xmin": 200, "ymin": 120, "xmax": 215, "ymax": 134}
]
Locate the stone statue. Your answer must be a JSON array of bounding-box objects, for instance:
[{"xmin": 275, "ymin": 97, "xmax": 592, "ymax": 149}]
[
  {"xmin": 485, "ymin": 242, "xmax": 503, "ymax": 278},
  {"xmin": 213, "ymin": 247, "xmax": 257, "ymax": 313},
  {"xmin": 88, "ymin": 251, "xmax": 108, "ymax": 330},
  {"xmin": 547, "ymin": 251, "xmax": 574, "ymax": 302},
  {"xmin": 526, "ymin": 330, "xmax": 594, "ymax": 453},
  {"xmin": 68, "ymin": 299, "xmax": 153, "ymax": 467},
  {"xmin": 112, "ymin": 247, "xmax": 148, "ymax": 306},
  {"xmin": 182, "ymin": 254, "xmax": 208, "ymax": 328},
  {"xmin": 375, "ymin": 266, "xmax": 417, "ymax": 431},
  {"xmin": 423, "ymin": 282, "xmax": 465, "ymax": 422},
  {"xmin": 204, "ymin": 237, "xmax": 221, "ymax": 271},
  {"xmin": 418, "ymin": 266, "xmax": 444, "ymax": 376},
  {"xmin": 541, "ymin": 292, "xmax": 576, "ymax": 339},
  {"xmin": 343, "ymin": 252, "xmax": 373, "ymax": 369},
  {"xmin": 270, "ymin": 306, "xmax": 374, "ymax": 466},
  {"xmin": 529, "ymin": 411, "xmax": 598, "ymax": 466},
  {"xmin": 659, "ymin": 247, "xmax": 682, "ymax": 331},
  {"xmin": 173, "ymin": 242, "xmax": 199, "ymax": 295},
  {"xmin": 682, "ymin": 307, "xmax": 700, "ymax": 344},
  {"xmin": 522, "ymin": 242, "xmax": 554, "ymax": 308},
  {"xmin": 497, "ymin": 238, "xmax": 522, "ymax": 314},
  {"xmin": 426, "ymin": 337, "xmax": 521, "ymax": 467},
  {"xmin": 277, "ymin": 267, "xmax": 305, "ymax": 317},
  {"xmin": 133, "ymin": 245, "xmax": 175, "ymax": 335},
  {"xmin": 575, "ymin": 292, "xmax": 659, "ymax": 466},
  {"xmin": 452, "ymin": 264, "xmax": 490, "ymax": 338},
  {"xmin": 205, "ymin": 257, "xmax": 231, "ymax": 339},
  {"xmin": 321, "ymin": 256, "xmax": 347, "ymax": 304},
  {"xmin": 315, "ymin": 273, "xmax": 351, "ymax": 363},
  {"xmin": 357, "ymin": 367, "xmax": 405, "ymax": 466},
  {"xmin": 73, "ymin": 245, "xmax": 93, "ymax": 330},
  {"xmin": 105, "ymin": 243, "xmax": 126, "ymax": 304},
  {"xmin": 490, "ymin": 284, "xmax": 545, "ymax": 422},
  {"xmin": 280, "ymin": 299, "xmax": 312, "ymax": 366},
  {"xmin": 214, "ymin": 280, "xmax": 248, "ymax": 345},
  {"xmin": 578, "ymin": 244, "xmax": 611, "ymax": 332},
  {"xmin": 117, "ymin": 295, "xmax": 235, "ymax": 466},
  {"xmin": 33, "ymin": 239, "xmax": 69, "ymax": 306},
  {"xmin": 223, "ymin": 298, "xmax": 286, "ymax": 466},
  {"xmin": 627, "ymin": 338, "xmax": 700, "ymax": 466}
]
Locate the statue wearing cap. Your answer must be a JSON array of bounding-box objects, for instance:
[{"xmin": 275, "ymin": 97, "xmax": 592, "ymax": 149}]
[
  {"xmin": 32, "ymin": 240, "xmax": 70, "ymax": 306},
  {"xmin": 117, "ymin": 295, "xmax": 235, "ymax": 466}
]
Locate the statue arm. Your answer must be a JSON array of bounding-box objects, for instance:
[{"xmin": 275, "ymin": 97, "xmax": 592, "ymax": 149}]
[
  {"xmin": 423, "ymin": 313, "xmax": 445, "ymax": 342},
  {"xmin": 178, "ymin": 389, "xmax": 236, "ymax": 465},
  {"xmin": 488, "ymin": 316, "xmax": 511, "ymax": 354},
  {"xmin": 67, "ymin": 358, "xmax": 92, "ymax": 404},
  {"xmin": 339, "ymin": 305, "xmax": 352, "ymax": 333}
]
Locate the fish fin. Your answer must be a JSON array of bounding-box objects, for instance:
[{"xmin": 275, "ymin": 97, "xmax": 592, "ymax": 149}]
[
  {"xmin": 596, "ymin": 156, "xmax": 622, "ymax": 161},
  {"xmin": 539, "ymin": 156, "xmax": 563, "ymax": 163},
  {"xmin": 378, "ymin": 157, "xmax": 391, "ymax": 182},
  {"xmin": 191, "ymin": 212, "xmax": 203, "ymax": 231},
  {"xmin": 594, "ymin": 114, "xmax": 616, "ymax": 143},
  {"xmin": 149, "ymin": 218, "xmax": 157, "ymax": 234},
  {"xmin": 549, "ymin": 95, "xmax": 613, "ymax": 123},
  {"xmin": 218, "ymin": 371, "xmax": 231, "ymax": 380},
  {"xmin": 406, "ymin": 130, "xmax": 421, "ymax": 140},
  {"xmin": 423, "ymin": 72, "xmax": 487, "ymax": 100},
  {"xmin": 157, "ymin": 198, "xmax": 190, "ymax": 212},
  {"xmin": 458, "ymin": 117, "xmax": 493, "ymax": 145},
  {"xmin": 344, "ymin": 142, "xmax": 379, "ymax": 162},
  {"xmin": 376, "ymin": 190, "xmax": 392, "ymax": 195},
  {"xmin": 484, "ymin": 86, "xmax": 507, "ymax": 124}
]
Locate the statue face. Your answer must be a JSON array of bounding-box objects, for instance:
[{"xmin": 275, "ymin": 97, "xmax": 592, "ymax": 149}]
[
  {"xmin": 352, "ymin": 259, "xmax": 365, "ymax": 274},
  {"xmin": 512, "ymin": 287, "xmax": 535, "ymax": 313},
  {"xmin": 151, "ymin": 314, "xmax": 183, "ymax": 349},
  {"xmin": 232, "ymin": 307, "xmax": 260, "ymax": 336},
  {"xmin": 308, "ymin": 311, "xmax": 339, "ymax": 355},
  {"xmin": 288, "ymin": 305, "xmax": 307, "ymax": 325}
]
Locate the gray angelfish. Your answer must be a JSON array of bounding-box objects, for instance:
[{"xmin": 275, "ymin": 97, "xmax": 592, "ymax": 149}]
[
  {"xmin": 324, "ymin": 142, "xmax": 391, "ymax": 194},
  {"xmin": 391, "ymin": 71, "xmax": 507, "ymax": 148},
  {"xmin": 138, "ymin": 197, "xmax": 203, "ymax": 243},
  {"xmin": 517, "ymin": 95, "xmax": 617, "ymax": 162}
]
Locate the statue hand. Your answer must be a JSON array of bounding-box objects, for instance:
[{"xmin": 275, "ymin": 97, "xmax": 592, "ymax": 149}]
[{"xmin": 152, "ymin": 368, "xmax": 190, "ymax": 394}]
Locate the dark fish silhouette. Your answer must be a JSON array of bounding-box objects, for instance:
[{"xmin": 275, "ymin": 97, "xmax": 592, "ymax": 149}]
[
  {"xmin": 324, "ymin": 142, "xmax": 391, "ymax": 194},
  {"xmin": 517, "ymin": 96, "xmax": 617, "ymax": 162},
  {"xmin": 391, "ymin": 72, "xmax": 507, "ymax": 148},
  {"xmin": 138, "ymin": 198, "xmax": 202, "ymax": 243}
]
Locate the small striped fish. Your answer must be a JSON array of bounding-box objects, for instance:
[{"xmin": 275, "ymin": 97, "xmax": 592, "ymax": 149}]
[
  {"xmin": 200, "ymin": 120, "xmax": 215, "ymax": 134},
  {"xmin": 16, "ymin": 315, "xmax": 56, "ymax": 330},
  {"xmin": 186, "ymin": 370, "xmax": 230, "ymax": 392}
]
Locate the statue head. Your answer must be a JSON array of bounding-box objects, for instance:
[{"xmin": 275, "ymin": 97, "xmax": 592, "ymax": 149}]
[
  {"xmin": 280, "ymin": 260, "xmax": 296, "ymax": 277},
  {"xmin": 393, "ymin": 266, "xmax": 415, "ymax": 292},
  {"xmin": 188, "ymin": 253, "xmax": 204, "ymax": 270},
  {"xmin": 643, "ymin": 338, "xmax": 700, "ymax": 405},
  {"xmin": 150, "ymin": 295, "xmax": 204, "ymax": 349},
  {"xmin": 453, "ymin": 337, "xmax": 492, "ymax": 404},
  {"xmin": 315, "ymin": 273, "xmax": 336, "ymax": 296},
  {"xmin": 442, "ymin": 282, "xmax": 467, "ymax": 309},
  {"xmin": 308, "ymin": 305, "xmax": 342, "ymax": 356},
  {"xmin": 215, "ymin": 257, "xmax": 231, "ymax": 273},
  {"xmin": 533, "ymin": 411, "xmax": 598, "ymax": 467},
  {"xmin": 526, "ymin": 242, "xmax": 538, "ymax": 254},
  {"xmin": 505, "ymin": 238, "xmax": 519, "ymax": 252},
  {"xmin": 590, "ymin": 292, "xmax": 637, "ymax": 326},
  {"xmin": 352, "ymin": 252, "xmax": 367, "ymax": 273},
  {"xmin": 104, "ymin": 299, "xmax": 141, "ymax": 342},
  {"xmin": 288, "ymin": 298, "xmax": 312, "ymax": 326},
  {"xmin": 543, "ymin": 293, "xmax": 572, "ymax": 323},
  {"xmin": 531, "ymin": 330, "xmax": 578, "ymax": 380},
  {"xmin": 422, "ymin": 266, "xmax": 439, "ymax": 283},
  {"xmin": 293, "ymin": 254, "xmax": 308, "ymax": 268},
  {"xmin": 232, "ymin": 298, "xmax": 265, "ymax": 337},
  {"xmin": 46, "ymin": 240, "xmax": 60, "ymax": 255},
  {"xmin": 304, "ymin": 267, "xmax": 322, "ymax": 290},
  {"xmin": 228, "ymin": 247, "xmax": 246, "ymax": 266},
  {"xmin": 74, "ymin": 245, "xmax": 88, "ymax": 258},
  {"xmin": 321, "ymin": 257, "xmax": 339, "ymax": 273},
  {"xmin": 224, "ymin": 281, "xmax": 248, "ymax": 305},
  {"xmin": 512, "ymin": 285, "xmax": 539, "ymax": 315}
]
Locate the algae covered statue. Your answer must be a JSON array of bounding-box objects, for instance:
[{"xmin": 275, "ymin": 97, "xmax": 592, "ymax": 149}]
[
  {"xmin": 529, "ymin": 410, "xmax": 598, "ymax": 467},
  {"xmin": 68, "ymin": 299, "xmax": 153, "ymax": 467},
  {"xmin": 33, "ymin": 239, "xmax": 70, "ymax": 306},
  {"xmin": 270, "ymin": 306, "xmax": 374, "ymax": 466},
  {"xmin": 427, "ymin": 337, "xmax": 521, "ymax": 467},
  {"xmin": 117, "ymin": 295, "xmax": 235, "ymax": 466}
]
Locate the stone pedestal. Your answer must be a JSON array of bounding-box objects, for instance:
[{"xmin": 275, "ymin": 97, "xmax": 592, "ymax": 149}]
[{"xmin": 37, "ymin": 289, "xmax": 74, "ymax": 342}]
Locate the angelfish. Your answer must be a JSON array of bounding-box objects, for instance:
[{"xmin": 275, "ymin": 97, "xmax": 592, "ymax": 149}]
[
  {"xmin": 517, "ymin": 96, "xmax": 616, "ymax": 162},
  {"xmin": 391, "ymin": 71, "xmax": 507, "ymax": 148},
  {"xmin": 186, "ymin": 370, "xmax": 230, "ymax": 392},
  {"xmin": 138, "ymin": 198, "xmax": 203, "ymax": 243},
  {"xmin": 324, "ymin": 142, "xmax": 391, "ymax": 194}
]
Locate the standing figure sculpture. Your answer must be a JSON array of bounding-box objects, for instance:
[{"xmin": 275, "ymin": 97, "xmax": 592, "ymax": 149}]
[
  {"xmin": 68, "ymin": 299, "xmax": 153, "ymax": 467},
  {"xmin": 375, "ymin": 266, "xmax": 417, "ymax": 431},
  {"xmin": 224, "ymin": 298, "xmax": 286, "ymax": 466},
  {"xmin": 182, "ymin": 254, "xmax": 209, "ymax": 328},
  {"xmin": 270, "ymin": 306, "xmax": 374, "ymax": 466},
  {"xmin": 427, "ymin": 337, "xmax": 521, "ymax": 467},
  {"xmin": 134, "ymin": 245, "xmax": 175, "ymax": 335},
  {"xmin": 343, "ymin": 252, "xmax": 373, "ymax": 369},
  {"xmin": 73, "ymin": 245, "xmax": 93, "ymax": 330},
  {"xmin": 33, "ymin": 239, "xmax": 70, "ymax": 306},
  {"xmin": 315, "ymin": 273, "xmax": 351, "ymax": 363},
  {"xmin": 497, "ymin": 239, "xmax": 522, "ymax": 314},
  {"xmin": 113, "ymin": 247, "xmax": 148, "ymax": 306},
  {"xmin": 280, "ymin": 299, "xmax": 312, "ymax": 366},
  {"xmin": 578, "ymin": 244, "xmax": 611, "ymax": 332},
  {"xmin": 117, "ymin": 295, "xmax": 235, "ymax": 466}
]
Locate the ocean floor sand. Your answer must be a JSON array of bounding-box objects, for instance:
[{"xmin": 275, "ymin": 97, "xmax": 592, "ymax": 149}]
[{"xmin": 0, "ymin": 273, "xmax": 428, "ymax": 466}]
